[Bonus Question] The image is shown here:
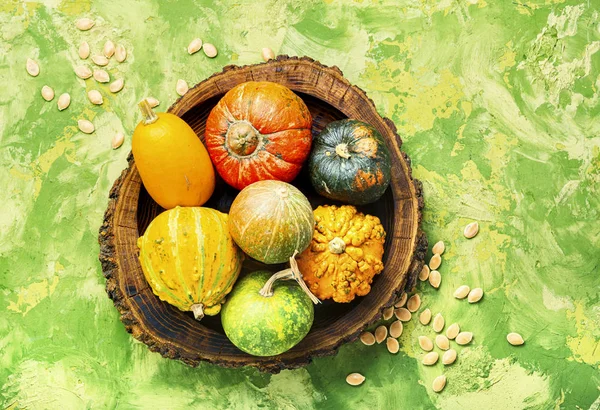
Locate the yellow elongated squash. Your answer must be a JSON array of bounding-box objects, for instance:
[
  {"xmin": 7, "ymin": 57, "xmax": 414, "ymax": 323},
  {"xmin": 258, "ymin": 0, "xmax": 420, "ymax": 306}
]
[{"xmin": 137, "ymin": 207, "xmax": 244, "ymax": 320}]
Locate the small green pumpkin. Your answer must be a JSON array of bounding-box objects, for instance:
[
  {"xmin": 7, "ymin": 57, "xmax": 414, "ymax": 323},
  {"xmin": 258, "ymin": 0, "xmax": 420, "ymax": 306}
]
[{"xmin": 309, "ymin": 119, "xmax": 391, "ymax": 205}]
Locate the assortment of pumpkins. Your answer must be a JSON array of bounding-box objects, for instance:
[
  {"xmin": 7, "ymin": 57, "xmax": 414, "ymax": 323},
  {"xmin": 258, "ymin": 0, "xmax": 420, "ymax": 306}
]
[{"xmin": 132, "ymin": 81, "xmax": 392, "ymax": 357}]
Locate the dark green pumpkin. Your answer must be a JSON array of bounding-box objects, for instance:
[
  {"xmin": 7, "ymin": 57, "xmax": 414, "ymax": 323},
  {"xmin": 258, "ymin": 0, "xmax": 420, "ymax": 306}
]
[{"xmin": 309, "ymin": 119, "xmax": 391, "ymax": 205}]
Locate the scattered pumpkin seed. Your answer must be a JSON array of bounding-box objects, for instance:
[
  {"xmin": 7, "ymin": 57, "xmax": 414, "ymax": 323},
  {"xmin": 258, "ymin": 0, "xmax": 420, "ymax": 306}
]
[
  {"xmin": 464, "ymin": 221, "xmax": 479, "ymax": 239},
  {"xmin": 26, "ymin": 58, "xmax": 40, "ymax": 76},
  {"xmin": 202, "ymin": 43, "xmax": 218, "ymax": 58},
  {"xmin": 442, "ymin": 349, "xmax": 457, "ymax": 365},
  {"xmin": 394, "ymin": 307, "xmax": 411, "ymax": 322},
  {"xmin": 419, "ymin": 265, "xmax": 430, "ymax": 281},
  {"xmin": 446, "ymin": 323, "xmax": 460, "ymax": 340},
  {"xmin": 262, "ymin": 47, "xmax": 275, "ymax": 61},
  {"xmin": 87, "ymin": 90, "xmax": 103, "ymax": 105},
  {"xmin": 429, "ymin": 270, "xmax": 441, "ymax": 289},
  {"xmin": 382, "ymin": 306, "xmax": 394, "ymax": 320},
  {"xmin": 418, "ymin": 335, "xmax": 433, "ymax": 352},
  {"xmin": 429, "ymin": 254, "xmax": 442, "ymax": 270},
  {"xmin": 176, "ymin": 79, "xmax": 189, "ymax": 96},
  {"xmin": 432, "ymin": 375, "xmax": 447, "ymax": 393},
  {"xmin": 188, "ymin": 38, "xmax": 203, "ymax": 54},
  {"xmin": 92, "ymin": 55, "xmax": 109, "ymax": 67},
  {"xmin": 432, "ymin": 313, "xmax": 445, "ymax": 333},
  {"xmin": 386, "ymin": 337, "xmax": 400, "ymax": 354},
  {"xmin": 41, "ymin": 85, "xmax": 54, "ymax": 101},
  {"xmin": 115, "ymin": 44, "xmax": 127, "ymax": 63},
  {"xmin": 468, "ymin": 288, "xmax": 484, "ymax": 303},
  {"xmin": 103, "ymin": 40, "xmax": 115, "ymax": 58},
  {"xmin": 394, "ymin": 293, "xmax": 408, "ymax": 308},
  {"xmin": 112, "ymin": 132, "xmax": 124, "ymax": 149},
  {"xmin": 359, "ymin": 331, "xmax": 376, "ymax": 346},
  {"xmin": 389, "ymin": 320, "xmax": 403, "ymax": 338},
  {"xmin": 407, "ymin": 294, "xmax": 421, "ymax": 312},
  {"xmin": 77, "ymin": 119, "xmax": 94, "ymax": 134},
  {"xmin": 75, "ymin": 65, "xmax": 92, "ymax": 79},
  {"xmin": 422, "ymin": 351, "xmax": 439, "ymax": 365},
  {"xmin": 507, "ymin": 332, "xmax": 525, "ymax": 346},
  {"xmin": 57, "ymin": 93, "xmax": 70, "ymax": 111},
  {"xmin": 146, "ymin": 97, "xmax": 159, "ymax": 108},
  {"xmin": 435, "ymin": 334, "xmax": 450, "ymax": 350},
  {"xmin": 419, "ymin": 308, "xmax": 432, "ymax": 325},
  {"xmin": 109, "ymin": 78, "xmax": 124, "ymax": 93},
  {"xmin": 375, "ymin": 325, "xmax": 388, "ymax": 344},
  {"xmin": 346, "ymin": 373, "xmax": 365, "ymax": 386},
  {"xmin": 432, "ymin": 241, "xmax": 445, "ymax": 255},
  {"xmin": 93, "ymin": 69, "xmax": 110, "ymax": 83},
  {"xmin": 455, "ymin": 331, "xmax": 473, "ymax": 345},
  {"xmin": 454, "ymin": 285, "xmax": 470, "ymax": 299},
  {"xmin": 75, "ymin": 18, "xmax": 95, "ymax": 31},
  {"xmin": 79, "ymin": 41, "xmax": 90, "ymax": 59}
]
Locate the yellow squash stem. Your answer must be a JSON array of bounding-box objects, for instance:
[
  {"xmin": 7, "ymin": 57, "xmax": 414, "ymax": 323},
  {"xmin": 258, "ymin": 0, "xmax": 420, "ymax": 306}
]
[{"xmin": 138, "ymin": 99, "xmax": 158, "ymax": 125}]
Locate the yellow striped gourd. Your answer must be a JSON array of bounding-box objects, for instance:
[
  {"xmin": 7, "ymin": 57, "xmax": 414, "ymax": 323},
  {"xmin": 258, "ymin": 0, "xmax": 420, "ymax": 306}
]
[{"xmin": 137, "ymin": 206, "xmax": 244, "ymax": 320}]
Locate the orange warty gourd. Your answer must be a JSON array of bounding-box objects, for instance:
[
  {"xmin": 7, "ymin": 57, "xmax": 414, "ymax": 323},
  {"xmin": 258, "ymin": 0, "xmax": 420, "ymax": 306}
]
[{"xmin": 132, "ymin": 100, "xmax": 215, "ymax": 209}]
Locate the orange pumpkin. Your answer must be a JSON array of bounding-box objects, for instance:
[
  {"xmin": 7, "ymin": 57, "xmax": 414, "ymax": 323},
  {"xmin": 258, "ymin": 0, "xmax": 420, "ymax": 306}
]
[{"xmin": 204, "ymin": 81, "xmax": 312, "ymax": 190}]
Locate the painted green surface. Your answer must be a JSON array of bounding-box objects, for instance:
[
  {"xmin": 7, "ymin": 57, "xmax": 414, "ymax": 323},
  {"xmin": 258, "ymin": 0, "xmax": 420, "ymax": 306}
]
[{"xmin": 1, "ymin": 0, "xmax": 599, "ymax": 409}]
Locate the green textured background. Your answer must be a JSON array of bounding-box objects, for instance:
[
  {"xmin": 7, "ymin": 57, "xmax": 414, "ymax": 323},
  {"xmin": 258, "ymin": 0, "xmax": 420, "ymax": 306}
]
[{"xmin": 1, "ymin": 0, "xmax": 599, "ymax": 409}]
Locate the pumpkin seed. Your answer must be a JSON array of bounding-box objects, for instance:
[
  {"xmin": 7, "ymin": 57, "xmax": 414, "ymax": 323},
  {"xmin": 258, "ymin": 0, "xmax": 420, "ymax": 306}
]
[
  {"xmin": 419, "ymin": 308, "xmax": 431, "ymax": 325},
  {"xmin": 432, "ymin": 241, "xmax": 445, "ymax": 255},
  {"xmin": 93, "ymin": 69, "xmax": 110, "ymax": 83},
  {"xmin": 26, "ymin": 58, "xmax": 40, "ymax": 76},
  {"xmin": 75, "ymin": 18, "xmax": 95, "ymax": 31},
  {"xmin": 112, "ymin": 132, "xmax": 124, "ymax": 149},
  {"xmin": 429, "ymin": 254, "xmax": 442, "ymax": 270},
  {"xmin": 109, "ymin": 78, "xmax": 124, "ymax": 93},
  {"xmin": 394, "ymin": 293, "xmax": 408, "ymax": 308},
  {"xmin": 422, "ymin": 351, "xmax": 439, "ymax": 365},
  {"xmin": 87, "ymin": 90, "xmax": 103, "ymax": 105},
  {"xmin": 446, "ymin": 323, "xmax": 460, "ymax": 340},
  {"xmin": 394, "ymin": 307, "xmax": 411, "ymax": 322},
  {"xmin": 435, "ymin": 334, "xmax": 450, "ymax": 350},
  {"xmin": 103, "ymin": 40, "xmax": 115, "ymax": 58},
  {"xmin": 115, "ymin": 44, "xmax": 127, "ymax": 63},
  {"xmin": 359, "ymin": 331, "xmax": 376, "ymax": 346},
  {"xmin": 454, "ymin": 285, "xmax": 470, "ymax": 299},
  {"xmin": 464, "ymin": 221, "xmax": 479, "ymax": 239},
  {"xmin": 389, "ymin": 320, "xmax": 403, "ymax": 338},
  {"xmin": 188, "ymin": 38, "xmax": 203, "ymax": 54},
  {"xmin": 455, "ymin": 331, "xmax": 473, "ymax": 345},
  {"xmin": 92, "ymin": 55, "xmax": 109, "ymax": 67},
  {"xmin": 442, "ymin": 349, "xmax": 457, "ymax": 365},
  {"xmin": 262, "ymin": 47, "xmax": 275, "ymax": 61},
  {"xmin": 382, "ymin": 306, "xmax": 394, "ymax": 320},
  {"xmin": 346, "ymin": 373, "xmax": 365, "ymax": 386},
  {"xmin": 468, "ymin": 288, "xmax": 484, "ymax": 303},
  {"xmin": 432, "ymin": 375, "xmax": 447, "ymax": 393},
  {"xmin": 432, "ymin": 313, "xmax": 445, "ymax": 333},
  {"xmin": 77, "ymin": 119, "xmax": 94, "ymax": 134},
  {"xmin": 375, "ymin": 325, "xmax": 387, "ymax": 344},
  {"xmin": 418, "ymin": 335, "xmax": 433, "ymax": 352},
  {"xmin": 407, "ymin": 294, "xmax": 421, "ymax": 313},
  {"xmin": 429, "ymin": 270, "xmax": 441, "ymax": 289},
  {"xmin": 41, "ymin": 85, "xmax": 54, "ymax": 101},
  {"xmin": 79, "ymin": 41, "xmax": 90, "ymax": 59},
  {"xmin": 507, "ymin": 332, "xmax": 525, "ymax": 346},
  {"xmin": 202, "ymin": 43, "xmax": 218, "ymax": 58},
  {"xmin": 57, "ymin": 93, "xmax": 70, "ymax": 111},
  {"xmin": 419, "ymin": 265, "xmax": 430, "ymax": 281},
  {"xmin": 386, "ymin": 337, "xmax": 400, "ymax": 354},
  {"xmin": 74, "ymin": 65, "xmax": 92, "ymax": 79},
  {"xmin": 176, "ymin": 79, "xmax": 189, "ymax": 96},
  {"xmin": 146, "ymin": 97, "xmax": 159, "ymax": 108}
]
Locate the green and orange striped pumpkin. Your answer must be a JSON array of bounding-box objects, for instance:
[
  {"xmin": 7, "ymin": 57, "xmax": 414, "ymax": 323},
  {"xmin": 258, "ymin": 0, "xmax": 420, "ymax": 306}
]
[{"xmin": 137, "ymin": 206, "xmax": 244, "ymax": 320}]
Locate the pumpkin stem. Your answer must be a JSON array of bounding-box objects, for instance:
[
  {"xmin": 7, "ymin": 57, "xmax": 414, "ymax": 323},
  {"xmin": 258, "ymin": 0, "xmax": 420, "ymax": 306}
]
[
  {"xmin": 191, "ymin": 303, "xmax": 204, "ymax": 321},
  {"xmin": 335, "ymin": 143, "xmax": 351, "ymax": 159},
  {"xmin": 258, "ymin": 251, "xmax": 321, "ymax": 304},
  {"xmin": 328, "ymin": 237, "xmax": 346, "ymax": 254},
  {"xmin": 138, "ymin": 99, "xmax": 158, "ymax": 125}
]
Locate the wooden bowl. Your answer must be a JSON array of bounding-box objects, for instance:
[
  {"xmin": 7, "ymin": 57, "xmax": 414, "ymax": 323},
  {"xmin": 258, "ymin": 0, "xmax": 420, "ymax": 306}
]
[{"xmin": 98, "ymin": 56, "xmax": 427, "ymax": 373}]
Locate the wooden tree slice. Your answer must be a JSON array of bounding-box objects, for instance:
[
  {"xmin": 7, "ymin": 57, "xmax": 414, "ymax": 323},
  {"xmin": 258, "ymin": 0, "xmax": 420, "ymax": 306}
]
[{"xmin": 98, "ymin": 55, "xmax": 427, "ymax": 373}]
